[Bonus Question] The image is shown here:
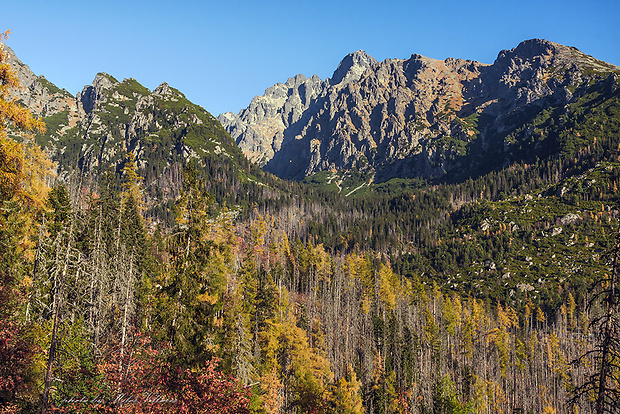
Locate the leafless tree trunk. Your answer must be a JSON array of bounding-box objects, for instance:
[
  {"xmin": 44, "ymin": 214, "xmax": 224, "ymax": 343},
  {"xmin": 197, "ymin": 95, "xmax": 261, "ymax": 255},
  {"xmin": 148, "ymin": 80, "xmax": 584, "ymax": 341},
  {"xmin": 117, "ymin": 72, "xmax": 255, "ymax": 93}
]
[{"xmin": 40, "ymin": 221, "xmax": 74, "ymax": 414}]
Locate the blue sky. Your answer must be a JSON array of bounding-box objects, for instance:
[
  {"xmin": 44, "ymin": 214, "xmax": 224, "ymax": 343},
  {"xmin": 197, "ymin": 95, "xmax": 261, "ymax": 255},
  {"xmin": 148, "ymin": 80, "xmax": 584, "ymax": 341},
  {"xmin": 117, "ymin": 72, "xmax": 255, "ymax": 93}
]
[{"xmin": 3, "ymin": 0, "xmax": 619, "ymax": 115}]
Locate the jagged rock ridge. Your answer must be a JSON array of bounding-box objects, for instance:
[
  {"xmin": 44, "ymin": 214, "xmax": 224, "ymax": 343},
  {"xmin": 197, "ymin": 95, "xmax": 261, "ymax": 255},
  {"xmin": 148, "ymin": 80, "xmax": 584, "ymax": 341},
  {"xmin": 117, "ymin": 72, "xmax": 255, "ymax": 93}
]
[
  {"xmin": 219, "ymin": 39, "xmax": 620, "ymax": 181},
  {"xmin": 219, "ymin": 51, "xmax": 377, "ymax": 167},
  {"xmin": 3, "ymin": 44, "xmax": 245, "ymax": 220}
]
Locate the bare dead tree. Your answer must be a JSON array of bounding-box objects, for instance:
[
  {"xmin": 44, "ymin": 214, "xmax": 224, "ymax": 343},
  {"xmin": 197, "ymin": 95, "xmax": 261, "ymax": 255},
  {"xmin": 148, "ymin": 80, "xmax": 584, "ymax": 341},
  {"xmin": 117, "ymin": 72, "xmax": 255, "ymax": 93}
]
[{"xmin": 570, "ymin": 228, "xmax": 620, "ymax": 414}]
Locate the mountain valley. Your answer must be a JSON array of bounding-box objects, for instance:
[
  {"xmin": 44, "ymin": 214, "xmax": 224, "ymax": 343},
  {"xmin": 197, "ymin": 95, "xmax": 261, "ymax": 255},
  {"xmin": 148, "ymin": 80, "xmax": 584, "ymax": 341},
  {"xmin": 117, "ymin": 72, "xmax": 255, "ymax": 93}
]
[{"xmin": 2, "ymin": 37, "xmax": 620, "ymax": 413}]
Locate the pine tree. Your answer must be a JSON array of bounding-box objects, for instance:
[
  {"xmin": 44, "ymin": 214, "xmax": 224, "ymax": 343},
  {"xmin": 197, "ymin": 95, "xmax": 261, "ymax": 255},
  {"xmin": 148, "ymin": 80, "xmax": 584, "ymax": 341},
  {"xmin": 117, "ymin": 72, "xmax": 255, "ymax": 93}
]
[{"xmin": 158, "ymin": 163, "xmax": 229, "ymax": 364}]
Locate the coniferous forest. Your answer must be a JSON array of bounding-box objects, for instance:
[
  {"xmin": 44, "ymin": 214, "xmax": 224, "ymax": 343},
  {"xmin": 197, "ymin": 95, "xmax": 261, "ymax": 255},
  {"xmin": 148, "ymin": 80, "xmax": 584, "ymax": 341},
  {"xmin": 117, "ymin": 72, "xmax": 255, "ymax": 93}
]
[{"xmin": 1, "ymin": 32, "xmax": 620, "ymax": 414}]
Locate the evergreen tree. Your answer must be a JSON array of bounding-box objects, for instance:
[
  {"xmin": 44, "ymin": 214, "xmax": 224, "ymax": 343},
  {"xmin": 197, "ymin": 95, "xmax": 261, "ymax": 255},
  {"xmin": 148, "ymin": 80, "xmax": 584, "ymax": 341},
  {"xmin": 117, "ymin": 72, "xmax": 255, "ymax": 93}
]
[{"xmin": 158, "ymin": 163, "xmax": 230, "ymax": 364}]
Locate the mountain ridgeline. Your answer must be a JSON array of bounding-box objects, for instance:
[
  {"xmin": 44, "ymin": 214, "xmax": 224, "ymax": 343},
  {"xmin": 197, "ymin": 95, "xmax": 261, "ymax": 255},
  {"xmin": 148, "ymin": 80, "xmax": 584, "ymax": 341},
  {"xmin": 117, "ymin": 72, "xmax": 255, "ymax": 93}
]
[
  {"xmin": 220, "ymin": 39, "xmax": 620, "ymax": 183},
  {"xmin": 8, "ymin": 39, "xmax": 620, "ymax": 200},
  {"xmin": 5, "ymin": 44, "xmax": 256, "ymax": 222}
]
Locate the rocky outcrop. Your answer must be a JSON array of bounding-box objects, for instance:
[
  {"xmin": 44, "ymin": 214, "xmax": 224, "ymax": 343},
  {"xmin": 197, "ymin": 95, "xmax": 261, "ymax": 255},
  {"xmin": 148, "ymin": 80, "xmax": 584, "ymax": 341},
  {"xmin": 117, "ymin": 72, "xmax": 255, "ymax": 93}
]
[
  {"xmin": 329, "ymin": 50, "xmax": 378, "ymax": 86},
  {"xmin": 221, "ymin": 39, "xmax": 620, "ymax": 181},
  {"xmin": 219, "ymin": 74, "xmax": 326, "ymax": 165},
  {"xmin": 219, "ymin": 74, "xmax": 322, "ymax": 165},
  {"xmin": 78, "ymin": 72, "xmax": 118, "ymax": 114},
  {"xmin": 2, "ymin": 44, "xmax": 78, "ymax": 119}
]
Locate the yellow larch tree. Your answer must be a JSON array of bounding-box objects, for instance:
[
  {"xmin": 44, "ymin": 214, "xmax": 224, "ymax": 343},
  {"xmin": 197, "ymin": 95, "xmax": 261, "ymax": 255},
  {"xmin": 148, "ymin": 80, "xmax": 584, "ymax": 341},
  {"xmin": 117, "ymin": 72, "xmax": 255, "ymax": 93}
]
[{"xmin": 0, "ymin": 29, "xmax": 52, "ymax": 413}]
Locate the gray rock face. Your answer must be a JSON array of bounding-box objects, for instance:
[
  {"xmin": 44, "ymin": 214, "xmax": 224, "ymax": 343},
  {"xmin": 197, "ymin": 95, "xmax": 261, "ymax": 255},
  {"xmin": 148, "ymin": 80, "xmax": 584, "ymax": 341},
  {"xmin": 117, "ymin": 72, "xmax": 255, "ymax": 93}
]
[
  {"xmin": 561, "ymin": 213, "xmax": 581, "ymax": 225},
  {"xmin": 329, "ymin": 50, "xmax": 378, "ymax": 86},
  {"xmin": 3, "ymin": 44, "xmax": 37, "ymax": 89},
  {"xmin": 219, "ymin": 74, "xmax": 327, "ymax": 165},
  {"xmin": 220, "ymin": 39, "xmax": 620, "ymax": 181},
  {"xmin": 218, "ymin": 51, "xmax": 377, "ymax": 168},
  {"xmin": 2, "ymin": 44, "xmax": 77, "ymax": 119},
  {"xmin": 79, "ymin": 73, "xmax": 118, "ymax": 114}
]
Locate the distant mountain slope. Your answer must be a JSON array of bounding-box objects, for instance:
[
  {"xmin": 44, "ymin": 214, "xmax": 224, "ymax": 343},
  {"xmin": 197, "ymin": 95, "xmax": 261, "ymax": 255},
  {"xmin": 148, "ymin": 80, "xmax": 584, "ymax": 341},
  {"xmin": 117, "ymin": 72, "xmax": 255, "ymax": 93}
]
[
  {"xmin": 44, "ymin": 73, "xmax": 245, "ymax": 194},
  {"xmin": 220, "ymin": 39, "xmax": 620, "ymax": 182},
  {"xmin": 3, "ymin": 44, "xmax": 252, "ymax": 220}
]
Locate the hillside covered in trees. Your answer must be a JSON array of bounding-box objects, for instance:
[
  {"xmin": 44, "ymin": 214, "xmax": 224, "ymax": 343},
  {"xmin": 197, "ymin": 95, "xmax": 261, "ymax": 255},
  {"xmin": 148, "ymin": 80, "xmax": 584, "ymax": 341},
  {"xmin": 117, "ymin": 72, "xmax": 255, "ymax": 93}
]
[{"xmin": 1, "ymin": 33, "xmax": 620, "ymax": 414}]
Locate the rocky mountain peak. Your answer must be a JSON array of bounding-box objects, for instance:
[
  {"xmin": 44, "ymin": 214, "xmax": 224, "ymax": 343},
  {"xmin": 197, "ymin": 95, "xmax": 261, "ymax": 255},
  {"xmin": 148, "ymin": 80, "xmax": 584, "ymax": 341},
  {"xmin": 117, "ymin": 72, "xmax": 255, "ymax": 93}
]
[
  {"xmin": 330, "ymin": 50, "xmax": 377, "ymax": 86},
  {"xmin": 153, "ymin": 82, "xmax": 174, "ymax": 96},
  {"xmin": 491, "ymin": 38, "xmax": 610, "ymax": 73},
  {"xmin": 496, "ymin": 39, "xmax": 564, "ymax": 62},
  {"xmin": 222, "ymin": 39, "xmax": 620, "ymax": 182},
  {"xmin": 286, "ymin": 74, "xmax": 306, "ymax": 86},
  {"xmin": 1, "ymin": 44, "xmax": 38, "ymax": 89},
  {"xmin": 92, "ymin": 72, "xmax": 118, "ymax": 90},
  {"xmin": 79, "ymin": 73, "xmax": 119, "ymax": 114}
]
